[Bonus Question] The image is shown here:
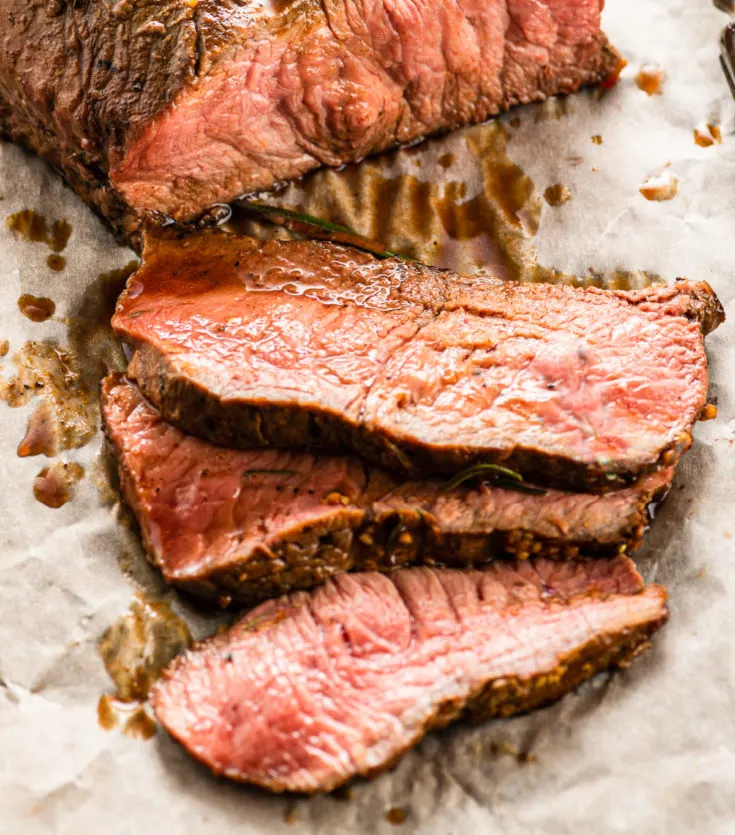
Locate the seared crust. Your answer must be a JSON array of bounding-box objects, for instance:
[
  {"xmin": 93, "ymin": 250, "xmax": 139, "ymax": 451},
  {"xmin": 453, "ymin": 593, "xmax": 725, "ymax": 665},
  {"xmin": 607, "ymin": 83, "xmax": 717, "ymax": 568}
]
[
  {"xmin": 0, "ymin": 1, "xmax": 621, "ymax": 243},
  {"xmin": 0, "ymin": 0, "xmax": 201, "ymax": 240},
  {"xmin": 115, "ymin": 233, "xmax": 723, "ymax": 493},
  {"xmin": 151, "ymin": 561, "xmax": 668, "ymax": 793},
  {"xmin": 102, "ymin": 374, "xmax": 672, "ymax": 605}
]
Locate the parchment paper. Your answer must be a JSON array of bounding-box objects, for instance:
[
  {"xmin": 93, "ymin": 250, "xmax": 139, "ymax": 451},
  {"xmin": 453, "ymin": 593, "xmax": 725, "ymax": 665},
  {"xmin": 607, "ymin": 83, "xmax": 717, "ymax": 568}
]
[{"xmin": 1, "ymin": 1, "xmax": 735, "ymax": 832}]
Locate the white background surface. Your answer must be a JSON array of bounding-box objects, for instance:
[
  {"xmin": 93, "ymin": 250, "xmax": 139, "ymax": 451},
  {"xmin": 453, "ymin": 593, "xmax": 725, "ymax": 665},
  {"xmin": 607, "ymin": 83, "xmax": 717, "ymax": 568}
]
[{"xmin": 1, "ymin": 1, "xmax": 734, "ymax": 832}]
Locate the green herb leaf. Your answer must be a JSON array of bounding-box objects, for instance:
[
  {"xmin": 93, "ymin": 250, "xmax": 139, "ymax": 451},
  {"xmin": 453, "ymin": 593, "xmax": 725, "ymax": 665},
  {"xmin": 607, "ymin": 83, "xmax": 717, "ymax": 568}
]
[
  {"xmin": 444, "ymin": 463, "xmax": 522, "ymax": 490},
  {"xmin": 444, "ymin": 463, "xmax": 546, "ymax": 495},
  {"xmin": 235, "ymin": 201, "xmax": 415, "ymax": 262},
  {"xmin": 240, "ymin": 202, "xmax": 355, "ymax": 235}
]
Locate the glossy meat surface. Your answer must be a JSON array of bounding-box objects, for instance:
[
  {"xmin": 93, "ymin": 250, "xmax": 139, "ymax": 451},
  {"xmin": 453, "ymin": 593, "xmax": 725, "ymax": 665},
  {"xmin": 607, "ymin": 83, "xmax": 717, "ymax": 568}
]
[
  {"xmin": 102, "ymin": 375, "xmax": 671, "ymax": 602},
  {"xmin": 114, "ymin": 232, "xmax": 723, "ymax": 491},
  {"xmin": 152, "ymin": 559, "xmax": 668, "ymax": 792},
  {"xmin": 0, "ymin": 0, "xmax": 618, "ymax": 238}
]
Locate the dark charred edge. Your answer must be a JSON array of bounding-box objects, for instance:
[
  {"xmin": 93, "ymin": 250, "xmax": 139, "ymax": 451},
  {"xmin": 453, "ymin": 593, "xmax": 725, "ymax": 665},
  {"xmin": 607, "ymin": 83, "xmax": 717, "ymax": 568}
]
[
  {"xmin": 611, "ymin": 278, "xmax": 724, "ymax": 336},
  {"xmin": 462, "ymin": 601, "xmax": 668, "ymax": 723},
  {"xmin": 167, "ymin": 476, "xmax": 663, "ymax": 604},
  {"xmin": 0, "ymin": 92, "xmax": 136, "ymax": 245},
  {"xmin": 166, "ymin": 514, "xmax": 650, "ymax": 608},
  {"xmin": 361, "ymin": 594, "xmax": 668, "ymax": 795},
  {"xmin": 0, "ymin": 31, "xmax": 620, "ymax": 250},
  {"xmin": 107, "ymin": 441, "xmax": 659, "ymax": 606},
  {"xmin": 101, "ymin": 376, "xmax": 665, "ymax": 607},
  {"xmin": 152, "ymin": 585, "xmax": 668, "ymax": 794},
  {"xmin": 672, "ymin": 279, "xmax": 726, "ymax": 335},
  {"xmin": 126, "ymin": 341, "xmax": 691, "ymax": 495},
  {"xmin": 721, "ymin": 24, "xmax": 735, "ymax": 102}
]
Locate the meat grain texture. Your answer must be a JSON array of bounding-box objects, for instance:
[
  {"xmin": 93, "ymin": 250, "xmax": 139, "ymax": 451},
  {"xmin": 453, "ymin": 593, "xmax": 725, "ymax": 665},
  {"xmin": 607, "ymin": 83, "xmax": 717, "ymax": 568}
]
[
  {"xmin": 152, "ymin": 558, "xmax": 668, "ymax": 793},
  {"xmin": 102, "ymin": 374, "xmax": 672, "ymax": 603},
  {"xmin": 114, "ymin": 232, "xmax": 724, "ymax": 492},
  {"xmin": 0, "ymin": 0, "xmax": 620, "ymax": 240}
]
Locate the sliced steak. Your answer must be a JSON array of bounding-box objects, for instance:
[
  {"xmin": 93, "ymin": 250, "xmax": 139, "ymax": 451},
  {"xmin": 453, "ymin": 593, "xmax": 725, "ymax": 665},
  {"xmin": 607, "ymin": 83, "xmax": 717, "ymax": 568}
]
[
  {"xmin": 114, "ymin": 232, "xmax": 724, "ymax": 492},
  {"xmin": 152, "ymin": 558, "xmax": 668, "ymax": 793},
  {"xmin": 102, "ymin": 374, "xmax": 672, "ymax": 604},
  {"xmin": 0, "ymin": 1, "xmax": 620, "ymax": 240}
]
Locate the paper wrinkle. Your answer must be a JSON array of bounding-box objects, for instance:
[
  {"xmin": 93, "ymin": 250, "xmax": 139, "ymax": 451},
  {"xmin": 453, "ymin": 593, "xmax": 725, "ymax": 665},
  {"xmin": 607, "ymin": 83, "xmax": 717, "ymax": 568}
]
[{"xmin": 1, "ymin": 0, "xmax": 735, "ymax": 833}]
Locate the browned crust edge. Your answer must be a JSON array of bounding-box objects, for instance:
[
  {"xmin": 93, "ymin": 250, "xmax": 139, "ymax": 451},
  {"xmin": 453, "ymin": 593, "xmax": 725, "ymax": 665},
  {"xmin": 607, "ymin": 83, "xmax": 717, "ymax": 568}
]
[
  {"xmin": 125, "ymin": 315, "xmax": 697, "ymax": 495},
  {"xmin": 150, "ymin": 583, "xmax": 668, "ymax": 794},
  {"xmin": 0, "ymin": 34, "xmax": 622, "ymax": 248},
  {"xmin": 101, "ymin": 374, "xmax": 668, "ymax": 606}
]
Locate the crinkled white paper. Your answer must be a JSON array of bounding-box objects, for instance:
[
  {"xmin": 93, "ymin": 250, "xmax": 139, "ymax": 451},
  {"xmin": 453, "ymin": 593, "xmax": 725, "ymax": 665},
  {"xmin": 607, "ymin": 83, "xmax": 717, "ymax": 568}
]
[{"xmin": 1, "ymin": 1, "xmax": 734, "ymax": 832}]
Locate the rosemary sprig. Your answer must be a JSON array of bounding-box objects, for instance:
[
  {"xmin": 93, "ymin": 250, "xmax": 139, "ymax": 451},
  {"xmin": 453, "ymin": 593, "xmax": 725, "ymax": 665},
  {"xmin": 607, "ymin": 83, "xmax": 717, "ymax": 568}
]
[
  {"xmin": 235, "ymin": 201, "xmax": 414, "ymax": 262},
  {"xmin": 444, "ymin": 463, "xmax": 546, "ymax": 495}
]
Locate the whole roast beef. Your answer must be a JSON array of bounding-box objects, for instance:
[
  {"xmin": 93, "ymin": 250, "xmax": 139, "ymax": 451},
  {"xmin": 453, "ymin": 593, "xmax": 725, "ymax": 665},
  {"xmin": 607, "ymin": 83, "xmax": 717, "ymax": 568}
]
[
  {"xmin": 102, "ymin": 374, "xmax": 671, "ymax": 604},
  {"xmin": 0, "ymin": 0, "xmax": 620, "ymax": 240},
  {"xmin": 113, "ymin": 232, "xmax": 724, "ymax": 492},
  {"xmin": 152, "ymin": 558, "xmax": 668, "ymax": 793}
]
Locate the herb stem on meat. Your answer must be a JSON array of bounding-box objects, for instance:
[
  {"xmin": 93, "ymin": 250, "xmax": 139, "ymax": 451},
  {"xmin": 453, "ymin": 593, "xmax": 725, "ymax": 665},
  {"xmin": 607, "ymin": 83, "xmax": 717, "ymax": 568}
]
[
  {"xmin": 235, "ymin": 201, "xmax": 414, "ymax": 261},
  {"xmin": 444, "ymin": 463, "xmax": 547, "ymax": 495}
]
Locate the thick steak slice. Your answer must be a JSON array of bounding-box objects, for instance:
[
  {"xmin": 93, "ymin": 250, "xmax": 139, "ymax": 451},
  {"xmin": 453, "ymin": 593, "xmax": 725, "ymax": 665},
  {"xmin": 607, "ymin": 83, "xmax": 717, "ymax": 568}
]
[
  {"xmin": 102, "ymin": 374, "xmax": 672, "ymax": 604},
  {"xmin": 114, "ymin": 232, "xmax": 724, "ymax": 492},
  {"xmin": 0, "ymin": 0, "xmax": 620, "ymax": 240},
  {"xmin": 152, "ymin": 559, "xmax": 668, "ymax": 793}
]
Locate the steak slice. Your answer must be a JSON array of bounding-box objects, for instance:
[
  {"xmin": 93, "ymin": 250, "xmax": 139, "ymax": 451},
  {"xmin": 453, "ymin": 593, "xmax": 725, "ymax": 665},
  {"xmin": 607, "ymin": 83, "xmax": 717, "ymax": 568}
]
[
  {"xmin": 0, "ymin": 0, "xmax": 620, "ymax": 241},
  {"xmin": 152, "ymin": 558, "xmax": 668, "ymax": 793},
  {"xmin": 102, "ymin": 374, "xmax": 672, "ymax": 604},
  {"xmin": 114, "ymin": 232, "xmax": 724, "ymax": 492}
]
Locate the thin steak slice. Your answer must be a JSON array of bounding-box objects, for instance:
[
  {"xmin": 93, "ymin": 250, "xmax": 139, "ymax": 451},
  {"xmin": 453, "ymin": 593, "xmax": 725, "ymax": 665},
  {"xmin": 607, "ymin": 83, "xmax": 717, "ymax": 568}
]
[
  {"xmin": 152, "ymin": 558, "xmax": 668, "ymax": 793},
  {"xmin": 0, "ymin": 0, "xmax": 620, "ymax": 241},
  {"xmin": 113, "ymin": 232, "xmax": 724, "ymax": 492},
  {"xmin": 102, "ymin": 374, "xmax": 672, "ymax": 604}
]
